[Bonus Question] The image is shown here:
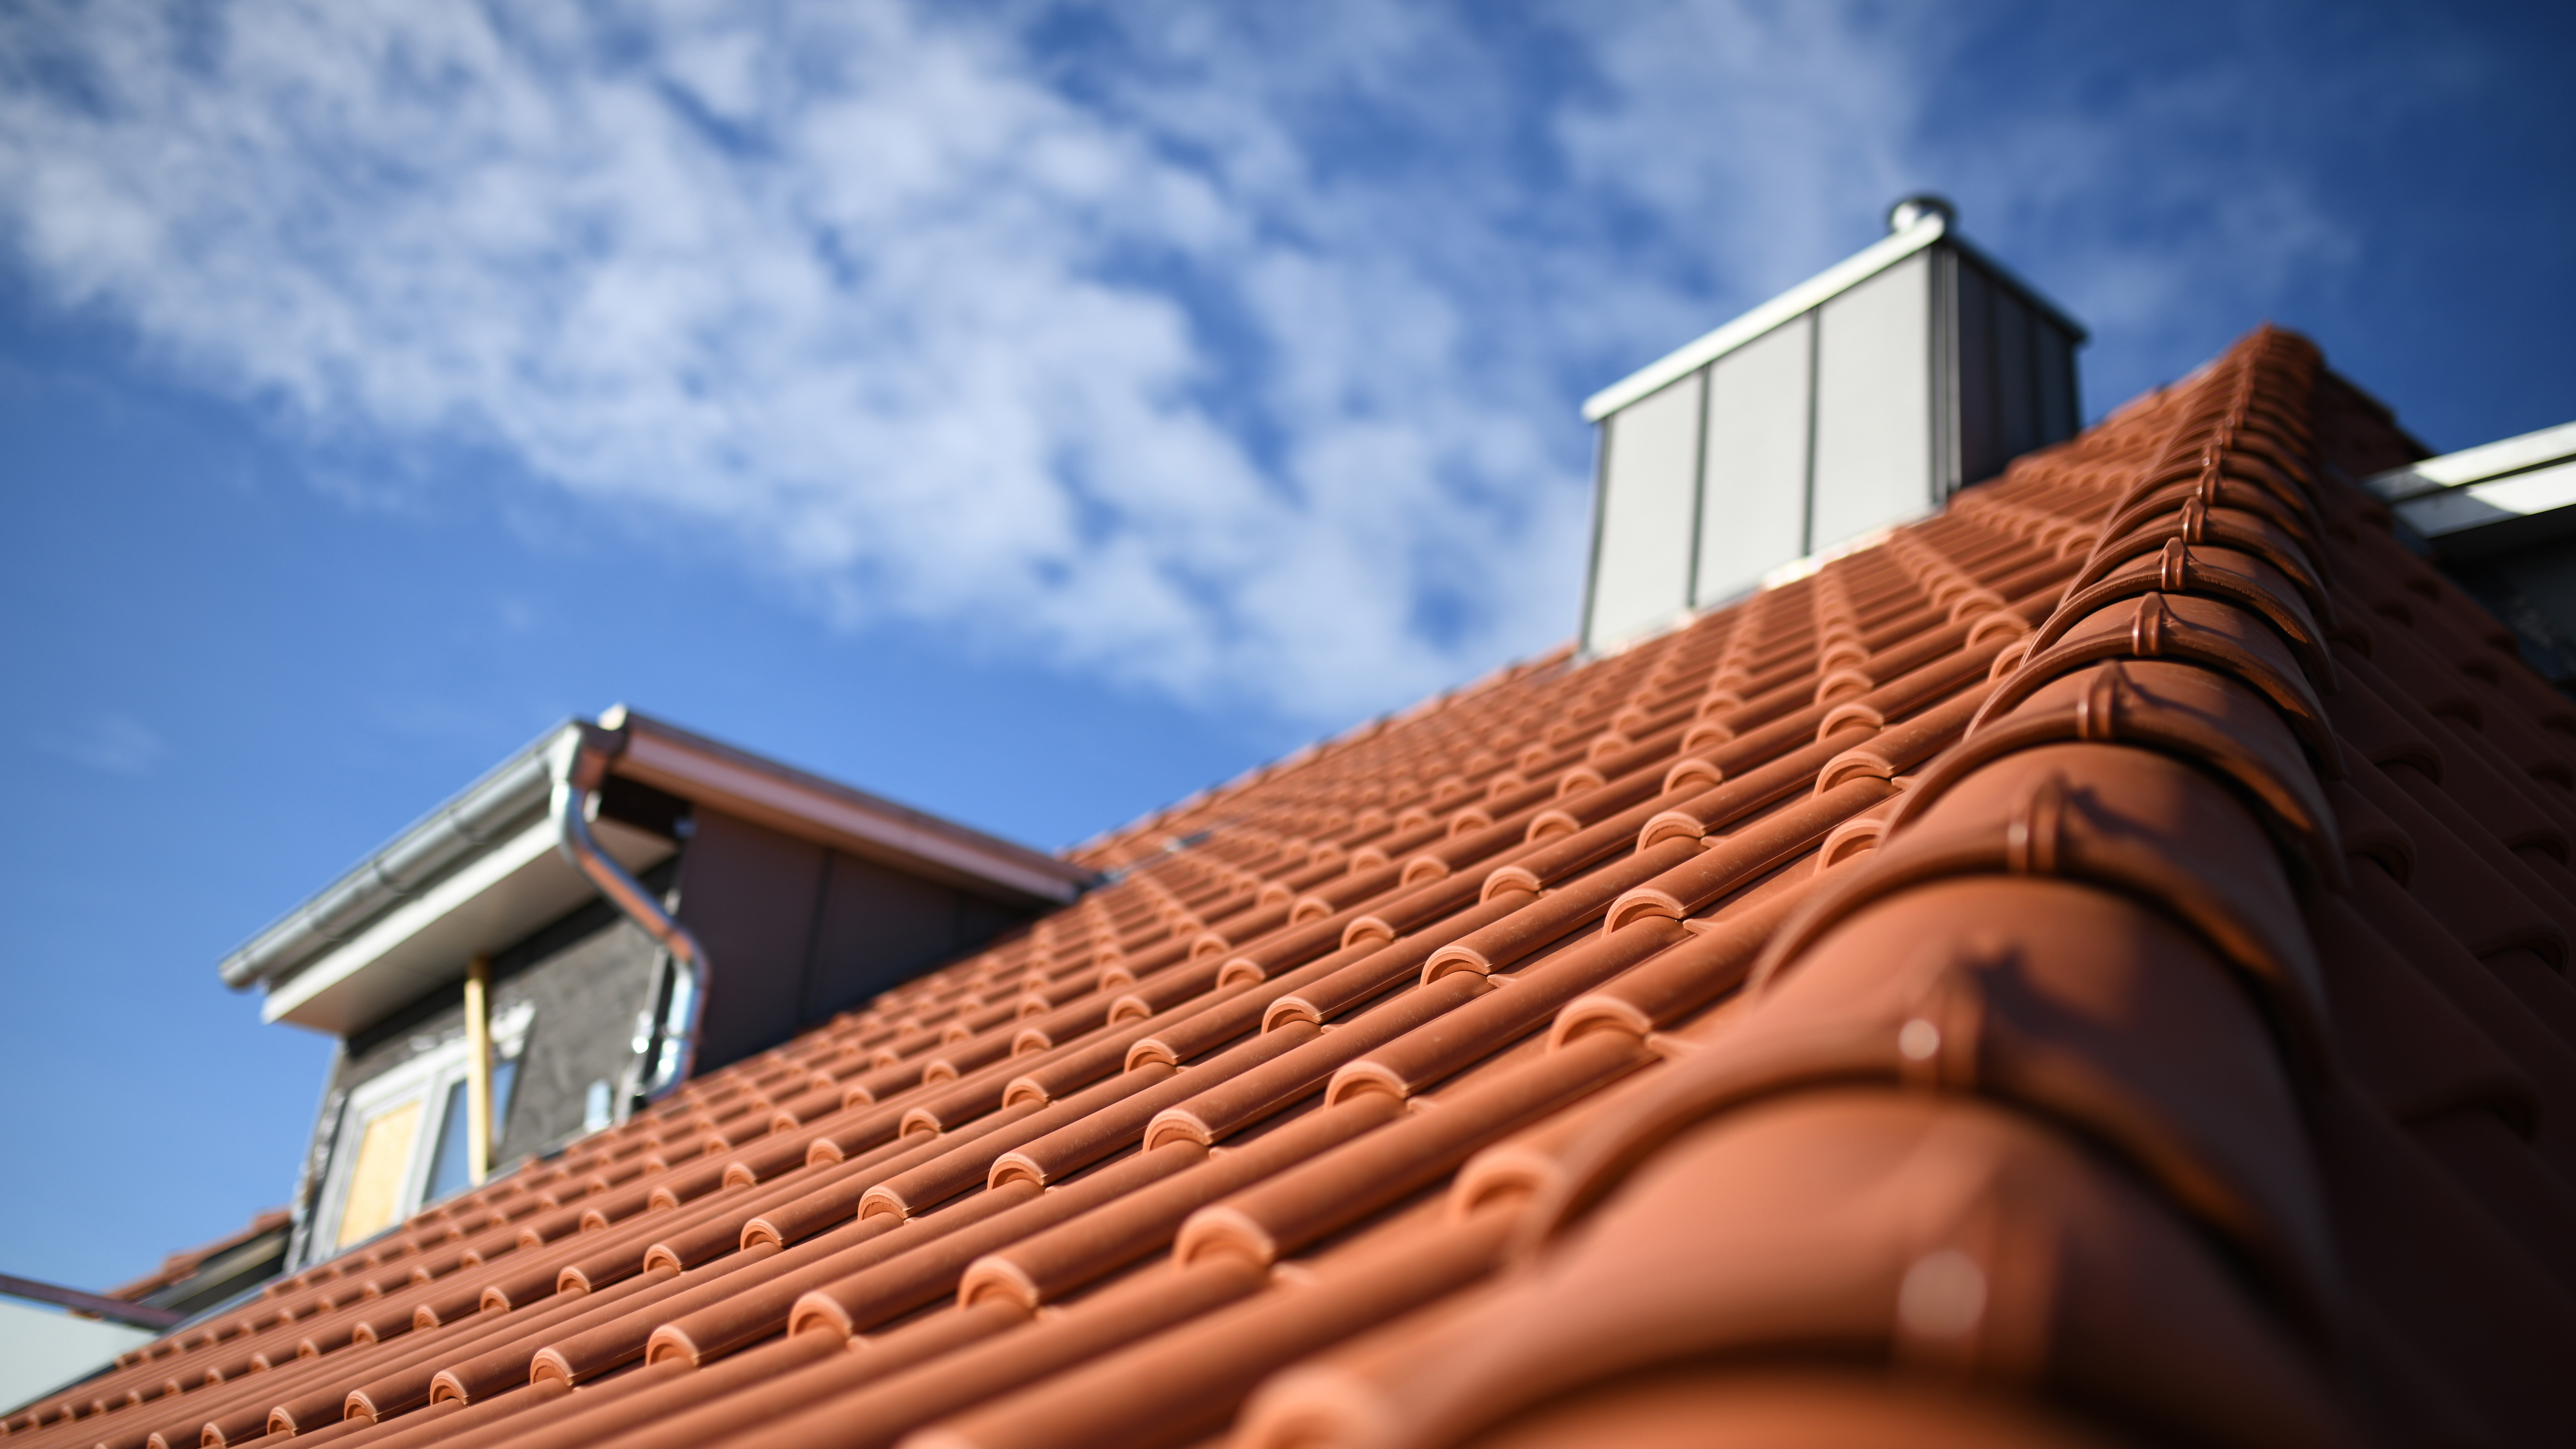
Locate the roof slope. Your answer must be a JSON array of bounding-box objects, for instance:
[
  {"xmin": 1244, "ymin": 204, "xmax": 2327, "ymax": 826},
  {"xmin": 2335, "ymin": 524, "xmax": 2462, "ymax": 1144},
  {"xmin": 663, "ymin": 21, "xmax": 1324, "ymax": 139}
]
[{"xmin": 17, "ymin": 326, "xmax": 2576, "ymax": 1448}]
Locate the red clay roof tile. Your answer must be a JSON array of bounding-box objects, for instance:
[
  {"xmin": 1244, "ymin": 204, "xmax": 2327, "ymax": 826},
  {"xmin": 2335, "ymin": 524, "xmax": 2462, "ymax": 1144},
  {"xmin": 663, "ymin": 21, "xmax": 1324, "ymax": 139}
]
[{"xmin": 18, "ymin": 324, "xmax": 2576, "ymax": 1448}]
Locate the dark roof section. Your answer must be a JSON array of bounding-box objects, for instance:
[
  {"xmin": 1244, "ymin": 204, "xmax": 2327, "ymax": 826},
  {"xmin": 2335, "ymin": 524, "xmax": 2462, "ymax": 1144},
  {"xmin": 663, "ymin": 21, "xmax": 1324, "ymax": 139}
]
[
  {"xmin": 19, "ymin": 327, "xmax": 2576, "ymax": 1447},
  {"xmin": 102, "ymin": 1212, "xmax": 293, "ymax": 1321}
]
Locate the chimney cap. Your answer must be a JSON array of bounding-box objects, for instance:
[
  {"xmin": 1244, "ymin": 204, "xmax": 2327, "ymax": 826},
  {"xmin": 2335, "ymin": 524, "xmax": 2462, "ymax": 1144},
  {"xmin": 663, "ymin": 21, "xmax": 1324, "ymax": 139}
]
[{"xmin": 1886, "ymin": 193, "xmax": 1957, "ymax": 233}]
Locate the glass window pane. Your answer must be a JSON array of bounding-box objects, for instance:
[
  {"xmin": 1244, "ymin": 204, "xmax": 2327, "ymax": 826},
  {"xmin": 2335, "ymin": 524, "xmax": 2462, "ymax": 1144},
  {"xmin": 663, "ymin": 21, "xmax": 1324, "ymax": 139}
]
[
  {"xmin": 424, "ymin": 1079, "xmax": 473, "ymax": 1204},
  {"xmin": 493, "ymin": 1057, "xmax": 518, "ymax": 1138},
  {"xmin": 424, "ymin": 1059, "xmax": 520, "ymax": 1204}
]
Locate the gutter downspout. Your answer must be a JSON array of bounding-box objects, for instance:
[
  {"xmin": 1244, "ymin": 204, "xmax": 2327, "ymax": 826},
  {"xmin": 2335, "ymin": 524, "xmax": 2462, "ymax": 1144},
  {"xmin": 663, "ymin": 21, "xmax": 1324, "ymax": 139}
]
[{"xmin": 548, "ymin": 721, "xmax": 709, "ymax": 1105}]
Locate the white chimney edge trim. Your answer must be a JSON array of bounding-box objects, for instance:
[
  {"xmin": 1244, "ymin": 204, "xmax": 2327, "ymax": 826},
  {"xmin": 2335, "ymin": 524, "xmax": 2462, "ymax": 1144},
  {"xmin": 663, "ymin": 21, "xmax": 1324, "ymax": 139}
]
[{"xmin": 1582, "ymin": 214, "xmax": 1949, "ymax": 423}]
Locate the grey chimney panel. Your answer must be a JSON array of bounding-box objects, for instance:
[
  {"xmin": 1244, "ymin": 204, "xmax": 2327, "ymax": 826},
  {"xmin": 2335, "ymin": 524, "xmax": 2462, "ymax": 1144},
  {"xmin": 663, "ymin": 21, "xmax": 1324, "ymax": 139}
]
[
  {"xmin": 1953, "ymin": 253, "xmax": 2080, "ymax": 487},
  {"xmin": 1585, "ymin": 371, "xmax": 1704, "ymax": 648},
  {"xmin": 2036, "ymin": 321, "xmax": 2078, "ymax": 441},
  {"xmin": 1696, "ymin": 314, "xmax": 1814, "ymax": 605},
  {"xmin": 1995, "ymin": 286, "xmax": 2039, "ymax": 459},
  {"xmin": 1954, "ymin": 259, "xmax": 2000, "ymax": 486},
  {"xmin": 1576, "ymin": 205, "xmax": 2083, "ymax": 655},
  {"xmin": 1810, "ymin": 251, "xmax": 1932, "ymax": 551}
]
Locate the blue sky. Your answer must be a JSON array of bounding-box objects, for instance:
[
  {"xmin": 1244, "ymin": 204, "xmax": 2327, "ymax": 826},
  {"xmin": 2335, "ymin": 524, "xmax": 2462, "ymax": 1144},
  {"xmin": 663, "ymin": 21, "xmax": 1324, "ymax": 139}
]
[{"xmin": 1, "ymin": 0, "xmax": 2569, "ymax": 1292}]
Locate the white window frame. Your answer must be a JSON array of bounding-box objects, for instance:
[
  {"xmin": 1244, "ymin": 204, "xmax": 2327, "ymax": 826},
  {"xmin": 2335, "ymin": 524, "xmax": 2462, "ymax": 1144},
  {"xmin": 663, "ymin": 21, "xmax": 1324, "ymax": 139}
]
[{"xmin": 310, "ymin": 1003, "xmax": 532, "ymax": 1253}]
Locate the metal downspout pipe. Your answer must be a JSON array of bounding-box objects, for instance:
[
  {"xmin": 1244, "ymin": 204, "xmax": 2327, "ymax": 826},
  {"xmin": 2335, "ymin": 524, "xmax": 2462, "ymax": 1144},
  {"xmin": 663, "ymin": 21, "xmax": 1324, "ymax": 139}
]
[{"xmin": 549, "ymin": 722, "xmax": 709, "ymax": 1107}]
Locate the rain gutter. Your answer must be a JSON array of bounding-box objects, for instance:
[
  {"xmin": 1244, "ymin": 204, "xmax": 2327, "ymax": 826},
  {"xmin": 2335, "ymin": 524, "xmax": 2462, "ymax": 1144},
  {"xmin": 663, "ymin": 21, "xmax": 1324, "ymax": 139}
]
[{"xmin": 547, "ymin": 722, "xmax": 708, "ymax": 1102}]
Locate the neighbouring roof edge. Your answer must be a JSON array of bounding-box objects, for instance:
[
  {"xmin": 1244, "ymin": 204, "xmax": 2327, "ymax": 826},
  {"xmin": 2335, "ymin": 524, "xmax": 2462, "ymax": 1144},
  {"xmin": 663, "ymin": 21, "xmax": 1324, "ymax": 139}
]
[{"xmin": 219, "ymin": 710, "xmax": 1094, "ymax": 998}]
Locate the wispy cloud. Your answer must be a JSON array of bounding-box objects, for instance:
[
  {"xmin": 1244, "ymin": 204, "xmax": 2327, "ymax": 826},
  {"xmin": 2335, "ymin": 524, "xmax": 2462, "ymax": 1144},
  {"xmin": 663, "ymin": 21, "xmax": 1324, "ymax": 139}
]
[
  {"xmin": 0, "ymin": 2, "xmax": 2414, "ymax": 719},
  {"xmin": 40, "ymin": 713, "xmax": 168, "ymax": 776}
]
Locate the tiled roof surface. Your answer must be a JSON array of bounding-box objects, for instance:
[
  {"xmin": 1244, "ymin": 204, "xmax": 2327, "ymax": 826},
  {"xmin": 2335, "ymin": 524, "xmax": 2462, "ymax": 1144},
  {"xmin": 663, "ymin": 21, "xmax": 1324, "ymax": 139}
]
[{"xmin": 20, "ymin": 326, "xmax": 2576, "ymax": 1448}]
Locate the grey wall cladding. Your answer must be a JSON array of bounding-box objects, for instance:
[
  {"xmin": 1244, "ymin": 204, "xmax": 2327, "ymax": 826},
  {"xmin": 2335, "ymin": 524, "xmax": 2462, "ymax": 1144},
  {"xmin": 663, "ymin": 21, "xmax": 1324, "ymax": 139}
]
[
  {"xmin": 492, "ymin": 914, "xmax": 664, "ymax": 1159},
  {"xmin": 327, "ymin": 887, "xmax": 666, "ymax": 1167},
  {"xmin": 1952, "ymin": 252, "xmax": 2081, "ymax": 487}
]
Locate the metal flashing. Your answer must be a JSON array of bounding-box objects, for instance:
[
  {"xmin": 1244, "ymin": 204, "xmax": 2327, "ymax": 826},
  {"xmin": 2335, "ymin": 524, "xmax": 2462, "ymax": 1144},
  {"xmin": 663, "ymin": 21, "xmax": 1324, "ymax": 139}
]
[
  {"xmin": 2366, "ymin": 420, "xmax": 2576, "ymax": 555},
  {"xmin": 2364, "ymin": 419, "xmax": 2576, "ymax": 502}
]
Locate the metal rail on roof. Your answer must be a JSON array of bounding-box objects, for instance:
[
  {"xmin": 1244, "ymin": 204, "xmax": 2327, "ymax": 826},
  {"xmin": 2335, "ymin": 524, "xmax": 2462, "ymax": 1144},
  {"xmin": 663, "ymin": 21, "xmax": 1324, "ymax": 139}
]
[{"xmin": 0, "ymin": 1275, "xmax": 185, "ymax": 1332}]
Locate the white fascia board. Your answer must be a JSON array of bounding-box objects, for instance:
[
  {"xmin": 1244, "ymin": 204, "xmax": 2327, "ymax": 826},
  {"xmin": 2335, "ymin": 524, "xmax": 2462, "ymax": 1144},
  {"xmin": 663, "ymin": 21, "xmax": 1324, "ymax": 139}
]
[
  {"xmin": 613, "ymin": 730, "xmax": 1082, "ymax": 903},
  {"xmin": 2366, "ymin": 420, "xmax": 2576, "ymax": 502},
  {"xmin": 2396, "ymin": 457, "xmax": 2576, "ymax": 538},
  {"xmin": 1582, "ymin": 214, "xmax": 1948, "ymax": 423},
  {"xmin": 261, "ymin": 815, "xmax": 673, "ymax": 1033}
]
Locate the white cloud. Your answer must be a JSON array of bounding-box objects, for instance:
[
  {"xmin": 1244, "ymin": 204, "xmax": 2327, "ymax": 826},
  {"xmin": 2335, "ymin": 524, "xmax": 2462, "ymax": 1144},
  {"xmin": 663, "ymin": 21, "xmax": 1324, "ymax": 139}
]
[{"xmin": 0, "ymin": 2, "xmax": 2389, "ymax": 720}]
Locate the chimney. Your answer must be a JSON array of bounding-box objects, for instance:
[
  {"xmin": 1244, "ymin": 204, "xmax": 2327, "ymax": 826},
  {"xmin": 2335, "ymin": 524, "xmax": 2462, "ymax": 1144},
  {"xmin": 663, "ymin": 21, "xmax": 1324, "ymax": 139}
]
[{"xmin": 1578, "ymin": 197, "xmax": 2086, "ymax": 652}]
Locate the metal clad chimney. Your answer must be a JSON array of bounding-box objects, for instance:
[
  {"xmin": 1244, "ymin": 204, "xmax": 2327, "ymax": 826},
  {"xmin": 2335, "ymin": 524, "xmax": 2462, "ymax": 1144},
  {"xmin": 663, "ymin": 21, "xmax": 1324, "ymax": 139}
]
[{"xmin": 1578, "ymin": 198, "xmax": 2085, "ymax": 652}]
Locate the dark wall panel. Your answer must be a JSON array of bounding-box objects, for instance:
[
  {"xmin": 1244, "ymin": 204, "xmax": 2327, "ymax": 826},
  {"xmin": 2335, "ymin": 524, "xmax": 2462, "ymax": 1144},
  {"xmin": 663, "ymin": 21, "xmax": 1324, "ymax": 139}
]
[
  {"xmin": 2036, "ymin": 323, "xmax": 2078, "ymax": 443},
  {"xmin": 1994, "ymin": 289, "xmax": 2038, "ymax": 459},
  {"xmin": 671, "ymin": 808, "xmax": 1046, "ymax": 1069},
  {"xmin": 1954, "ymin": 260, "xmax": 2001, "ymax": 485},
  {"xmin": 673, "ymin": 807, "xmax": 831, "ymax": 1073},
  {"xmin": 802, "ymin": 853, "xmax": 981, "ymax": 1024}
]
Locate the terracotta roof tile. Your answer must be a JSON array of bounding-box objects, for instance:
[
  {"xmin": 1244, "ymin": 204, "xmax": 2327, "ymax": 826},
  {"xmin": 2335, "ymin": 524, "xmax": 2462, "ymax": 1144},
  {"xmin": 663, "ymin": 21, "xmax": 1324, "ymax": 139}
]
[{"xmin": 17, "ymin": 325, "xmax": 2576, "ymax": 1447}]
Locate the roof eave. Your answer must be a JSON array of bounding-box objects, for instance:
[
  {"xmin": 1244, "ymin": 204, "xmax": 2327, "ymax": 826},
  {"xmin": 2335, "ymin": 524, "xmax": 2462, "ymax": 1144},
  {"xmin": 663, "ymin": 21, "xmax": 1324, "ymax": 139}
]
[{"xmin": 219, "ymin": 711, "xmax": 1095, "ymax": 1015}]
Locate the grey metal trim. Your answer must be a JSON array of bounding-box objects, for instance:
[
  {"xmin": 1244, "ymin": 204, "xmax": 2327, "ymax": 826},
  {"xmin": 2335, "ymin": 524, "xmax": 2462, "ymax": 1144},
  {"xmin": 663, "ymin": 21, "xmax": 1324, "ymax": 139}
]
[
  {"xmin": 2365, "ymin": 421, "xmax": 2576, "ymax": 503},
  {"xmin": 217, "ymin": 734, "xmax": 561, "ymax": 990},
  {"xmin": 1929, "ymin": 244, "xmax": 1959, "ymax": 501},
  {"xmin": 605, "ymin": 709, "xmax": 1090, "ymax": 903},
  {"xmin": 1940, "ymin": 231, "xmax": 2089, "ymax": 345},
  {"xmin": 1583, "ymin": 210, "xmax": 1951, "ymax": 422},
  {"xmin": 283, "ymin": 1040, "xmax": 346, "ymax": 1272}
]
